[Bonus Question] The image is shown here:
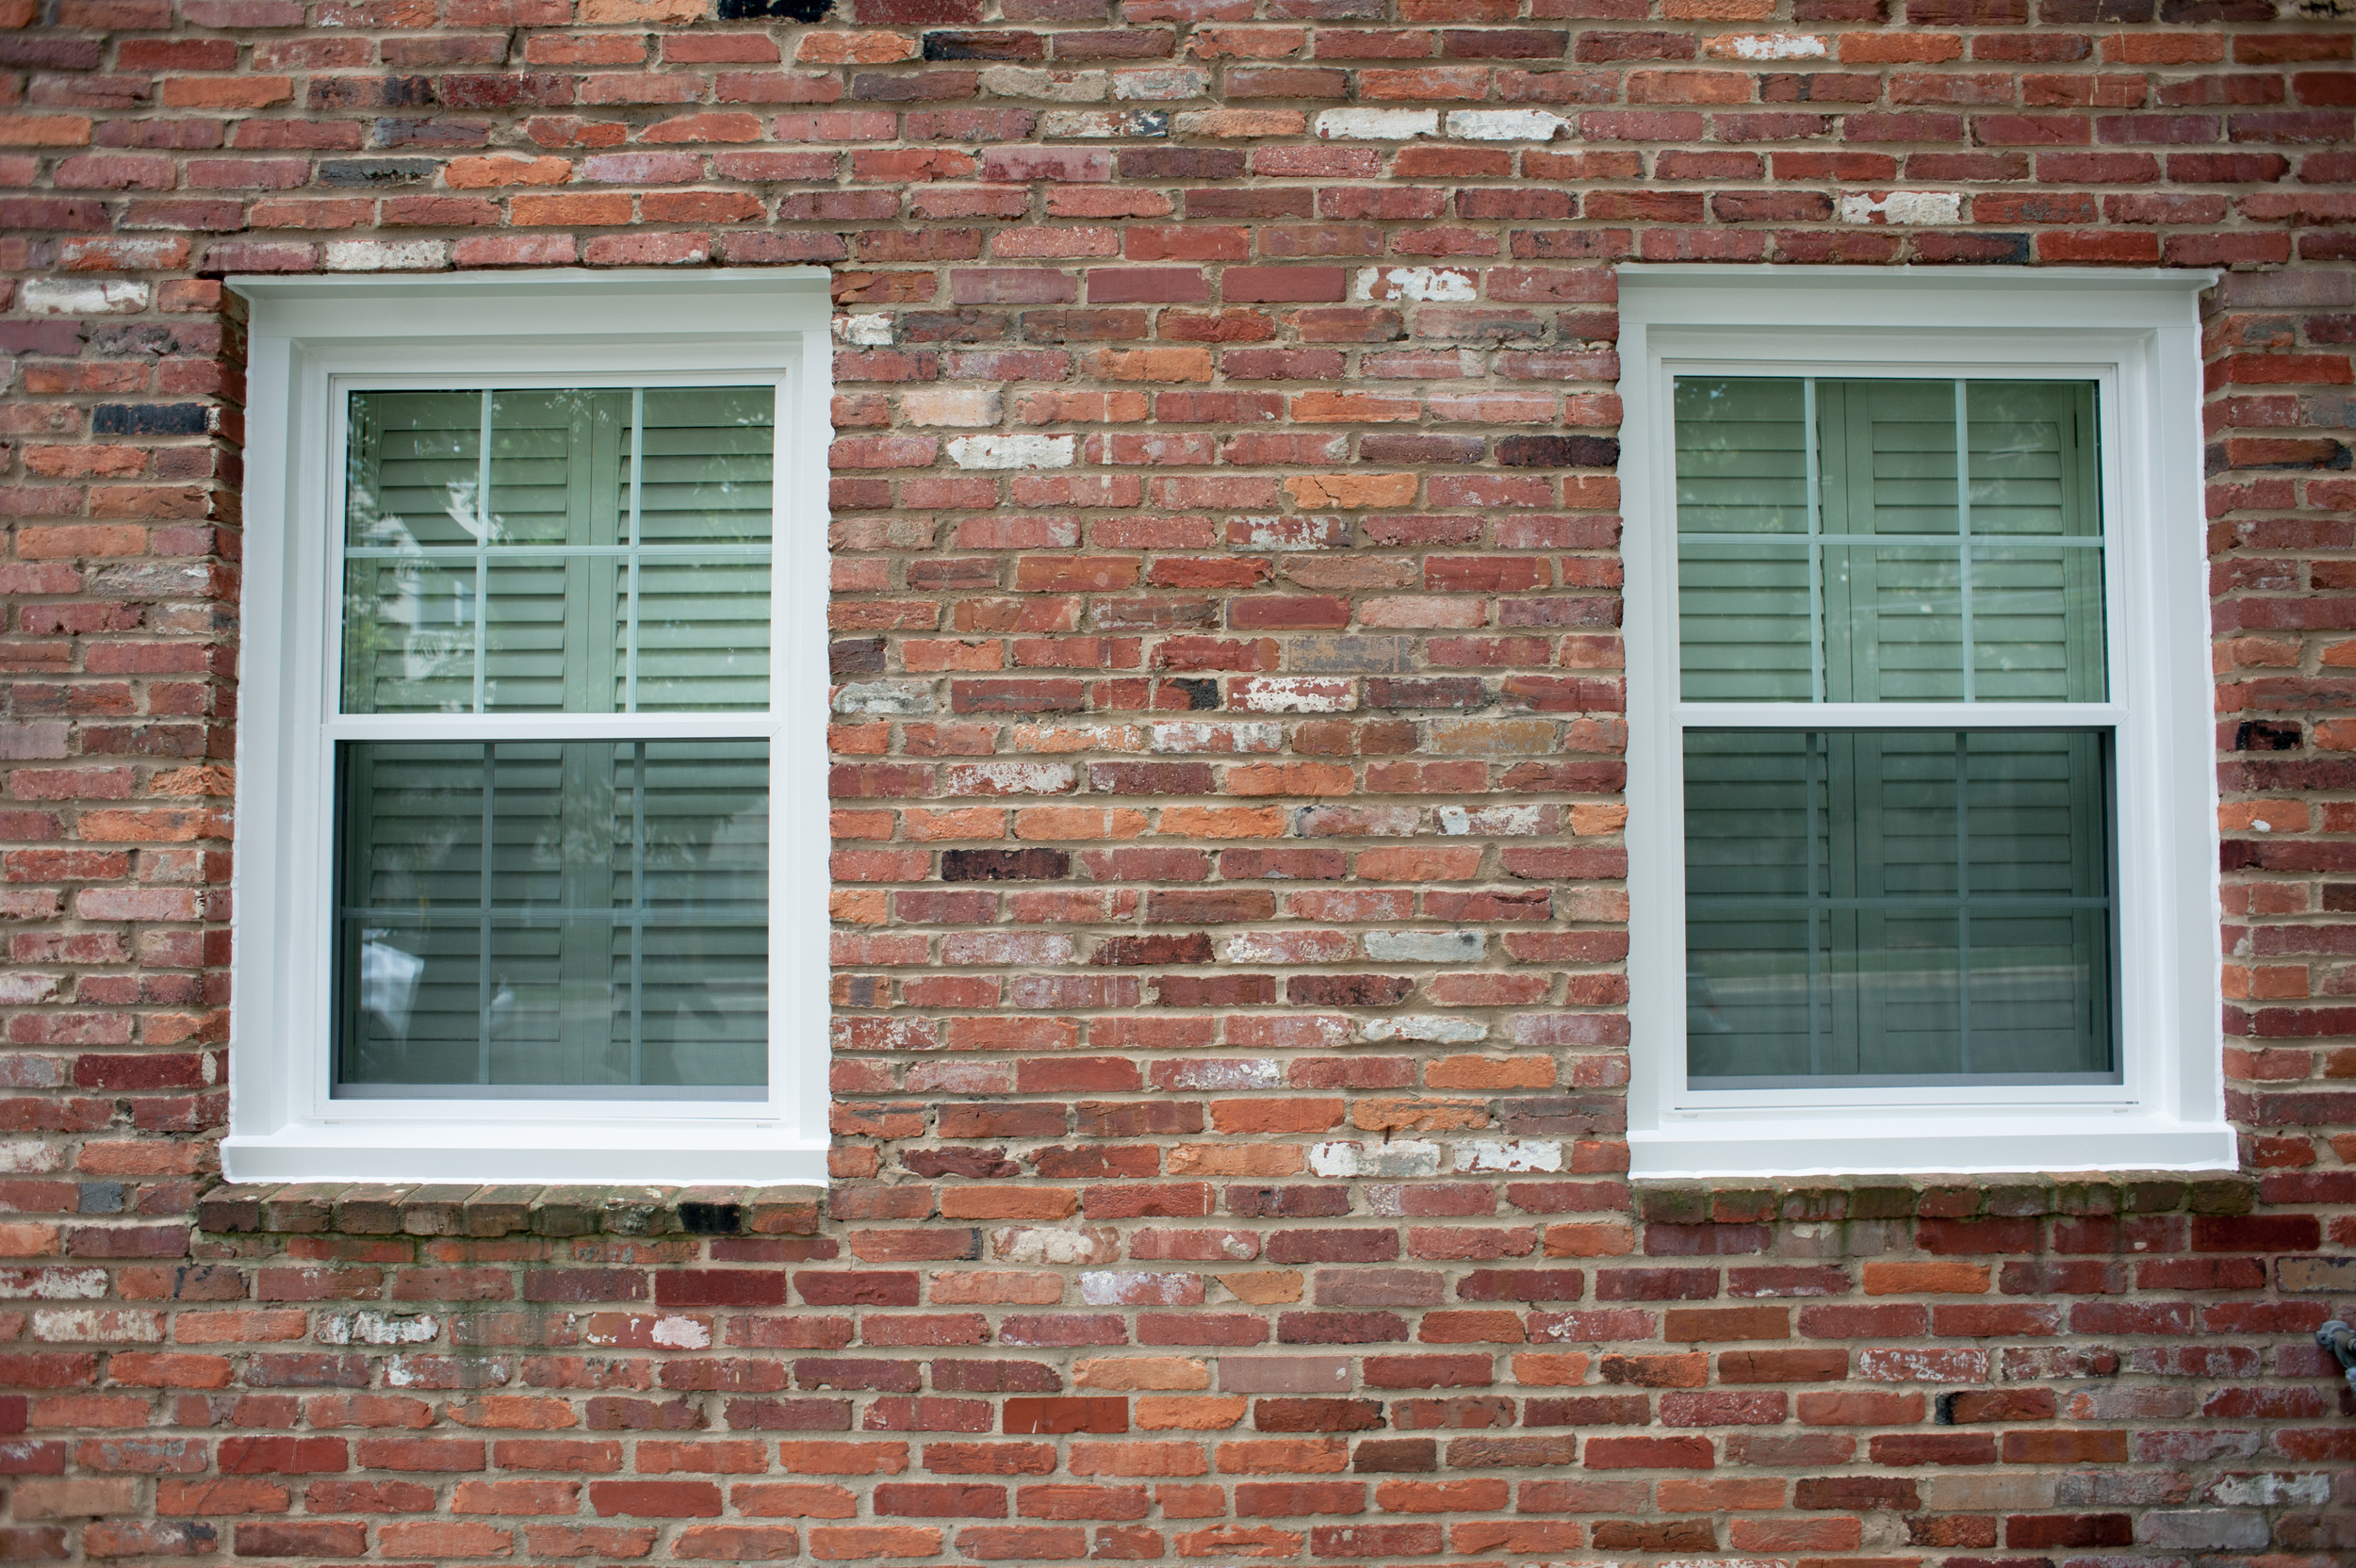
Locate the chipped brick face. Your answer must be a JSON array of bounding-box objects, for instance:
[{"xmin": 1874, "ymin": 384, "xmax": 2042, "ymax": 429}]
[{"xmin": 2, "ymin": 0, "xmax": 2355, "ymax": 1562}]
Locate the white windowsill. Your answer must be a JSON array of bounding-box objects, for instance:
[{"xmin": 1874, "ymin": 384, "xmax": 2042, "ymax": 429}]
[
  {"xmin": 222, "ymin": 1125, "xmax": 830, "ymax": 1186},
  {"xmin": 1631, "ymin": 1116, "xmax": 2237, "ymax": 1179}
]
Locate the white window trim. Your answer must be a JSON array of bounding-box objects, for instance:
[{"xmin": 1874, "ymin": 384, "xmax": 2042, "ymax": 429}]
[
  {"xmin": 1619, "ymin": 265, "xmax": 2233, "ymax": 1179},
  {"xmin": 223, "ymin": 270, "xmax": 834, "ymax": 1185}
]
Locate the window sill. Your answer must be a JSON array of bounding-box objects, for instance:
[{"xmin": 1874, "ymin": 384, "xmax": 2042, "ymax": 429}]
[
  {"xmin": 1630, "ymin": 1114, "xmax": 2237, "ymax": 1180},
  {"xmin": 221, "ymin": 1125, "xmax": 829, "ymax": 1187}
]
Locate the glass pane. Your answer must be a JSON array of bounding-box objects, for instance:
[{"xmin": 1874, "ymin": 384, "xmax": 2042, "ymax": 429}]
[
  {"xmin": 341, "ymin": 557, "xmax": 478, "ymax": 714},
  {"xmin": 1674, "ymin": 377, "xmax": 1808, "ymax": 535},
  {"xmin": 1827, "ymin": 544, "xmax": 1963, "ymax": 704},
  {"xmin": 630, "ymin": 557, "xmax": 773, "ymax": 712},
  {"xmin": 1674, "ymin": 376, "xmax": 2104, "ymax": 704},
  {"xmin": 637, "ymin": 387, "xmax": 776, "ymax": 546},
  {"xmin": 347, "ymin": 391, "xmax": 483, "ymax": 549},
  {"xmin": 1677, "ymin": 542, "xmax": 1812, "ymax": 702},
  {"xmin": 1967, "ymin": 381, "xmax": 2098, "ymax": 539},
  {"xmin": 341, "ymin": 387, "xmax": 773, "ymax": 714},
  {"xmin": 1826, "ymin": 379, "xmax": 1959, "ymax": 537},
  {"xmin": 1972, "ymin": 545, "xmax": 2105, "ymax": 703},
  {"xmin": 1684, "ymin": 728, "xmax": 2116, "ymax": 1086},
  {"xmin": 334, "ymin": 739, "xmax": 768, "ymax": 1097}
]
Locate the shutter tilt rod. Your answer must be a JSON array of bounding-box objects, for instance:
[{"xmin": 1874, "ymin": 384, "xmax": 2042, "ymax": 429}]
[{"xmin": 2317, "ymin": 1321, "xmax": 2356, "ymax": 1398}]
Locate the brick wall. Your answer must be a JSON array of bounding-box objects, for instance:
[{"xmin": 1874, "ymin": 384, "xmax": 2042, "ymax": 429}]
[{"xmin": 3, "ymin": 0, "xmax": 2356, "ymax": 1560}]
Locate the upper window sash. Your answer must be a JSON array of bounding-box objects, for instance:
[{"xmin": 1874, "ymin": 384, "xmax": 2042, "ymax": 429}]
[
  {"xmin": 330, "ymin": 373, "xmax": 788, "ymax": 730},
  {"xmin": 1662, "ymin": 363, "xmax": 2126, "ymax": 727}
]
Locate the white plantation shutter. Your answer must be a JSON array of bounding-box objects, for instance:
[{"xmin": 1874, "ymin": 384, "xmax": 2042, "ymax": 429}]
[
  {"xmin": 624, "ymin": 387, "xmax": 775, "ymax": 712},
  {"xmin": 1674, "ymin": 378, "xmax": 1811, "ymax": 702},
  {"xmin": 620, "ymin": 742, "xmax": 769, "ymax": 1087}
]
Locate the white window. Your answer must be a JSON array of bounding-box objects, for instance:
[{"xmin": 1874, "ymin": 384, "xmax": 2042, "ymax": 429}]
[
  {"xmin": 1619, "ymin": 266, "xmax": 2233, "ymax": 1178},
  {"xmin": 224, "ymin": 271, "xmax": 832, "ymax": 1184}
]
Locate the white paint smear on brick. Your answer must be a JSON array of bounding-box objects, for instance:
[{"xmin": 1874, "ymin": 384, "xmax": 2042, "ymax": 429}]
[
  {"xmin": 0, "ymin": 1266, "xmax": 106, "ymax": 1299},
  {"xmin": 1039, "ymin": 108, "xmax": 1166, "ymax": 138},
  {"xmin": 979, "ymin": 66, "xmax": 1108, "ymax": 102},
  {"xmin": 22, "ymin": 279, "xmax": 150, "ymax": 315},
  {"xmin": 1079, "ymin": 1271, "xmax": 1195, "ymax": 1305},
  {"xmin": 1310, "ymin": 1140, "xmax": 1441, "ymax": 1178},
  {"xmin": 1159, "ymin": 1058, "xmax": 1282, "ymax": 1090},
  {"xmin": 901, "ymin": 388, "xmax": 1002, "ymax": 428},
  {"xmin": 325, "ymin": 239, "xmax": 448, "ymax": 272},
  {"xmin": 1439, "ymin": 804, "xmax": 1547, "ymax": 836},
  {"xmin": 1151, "ymin": 721, "xmax": 1283, "ymax": 753},
  {"xmin": 832, "ymin": 681, "xmax": 932, "ymax": 716},
  {"xmin": 320, "ymin": 1312, "xmax": 440, "ymax": 1346},
  {"xmin": 1363, "ymin": 930, "xmax": 1485, "ymax": 962},
  {"xmin": 650, "ymin": 1315, "xmax": 712, "ymax": 1349},
  {"xmin": 1357, "ymin": 266, "xmax": 1476, "ymax": 302},
  {"xmin": 2209, "ymin": 1475, "xmax": 2331, "ymax": 1506},
  {"xmin": 33, "ymin": 1309, "xmax": 160, "ymax": 1342},
  {"xmin": 1839, "ymin": 191, "xmax": 1962, "ymax": 225},
  {"xmin": 1360, "ymin": 1014, "xmax": 1489, "ymax": 1043},
  {"xmin": 947, "ymin": 433, "xmax": 1076, "ymax": 469},
  {"xmin": 1715, "ymin": 32, "xmax": 1826, "ymax": 58},
  {"xmin": 1114, "ymin": 67, "xmax": 1209, "ymax": 100},
  {"xmin": 951, "ymin": 761, "xmax": 1078, "ymax": 794},
  {"xmin": 992, "ymin": 1226, "xmax": 1121, "ymax": 1266},
  {"xmin": 834, "ymin": 313, "xmax": 892, "ymax": 347},
  {"xmin": 1224, "ymin": 929, "xmax": 1355, "ymax": 964},
  {"xmin": 1446, "ymin": 108, "xmax": 1571, "ymax": 141},
  {"xmin": 1237, "ymin": 678, "xmax": 1355, "ymax": 713},
  {"xmin": 1230, "ymin": 514, "xmax": 1345, "ymax": 550},
  {"xmin": 1454, "ymin": 1139, "xmax": 1563, "ymax": 1173},
  {"xmin": 1315, "ymin": 107, "xmax": 1440, "ymax": 139}
]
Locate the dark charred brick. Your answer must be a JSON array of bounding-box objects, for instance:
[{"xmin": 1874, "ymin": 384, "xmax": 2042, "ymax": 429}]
[{"xmin": 941, "ymin": 848, "xmax": 1070, "ymax": 882}]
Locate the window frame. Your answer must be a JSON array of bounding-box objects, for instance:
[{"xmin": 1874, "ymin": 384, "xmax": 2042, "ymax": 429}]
[
  {"xmin": 225, "ymin": 270, "xmax": 834, "ymax": 1185},
  {"xmin": 1619, "ymin": 265, "xmax": 2233, "ymax": 1178}
]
